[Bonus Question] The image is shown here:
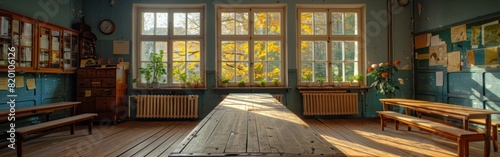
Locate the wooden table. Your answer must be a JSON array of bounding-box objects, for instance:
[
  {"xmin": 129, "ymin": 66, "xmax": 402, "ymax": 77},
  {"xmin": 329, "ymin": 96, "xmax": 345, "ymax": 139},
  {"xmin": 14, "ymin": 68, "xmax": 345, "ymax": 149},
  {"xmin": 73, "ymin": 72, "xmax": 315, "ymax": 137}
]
[
  {"xmin": 170, "ymin": 93, "xmax": 341, "ymax": 156},
  {"xmin": 0, "ymin": 102, "xmax": 81, "ymax": 120},
  {"xmin": 380, "ymin": 98, "xmax": 500, "ymax": 157}
]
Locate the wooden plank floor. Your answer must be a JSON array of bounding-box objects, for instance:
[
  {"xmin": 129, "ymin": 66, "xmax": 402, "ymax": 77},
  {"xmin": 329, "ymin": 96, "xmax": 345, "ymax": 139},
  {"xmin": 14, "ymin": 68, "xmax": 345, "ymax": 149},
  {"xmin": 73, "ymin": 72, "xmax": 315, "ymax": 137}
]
[{"xmin": 1, "ymin": 118, "xmax": 499, "ymax": 156}]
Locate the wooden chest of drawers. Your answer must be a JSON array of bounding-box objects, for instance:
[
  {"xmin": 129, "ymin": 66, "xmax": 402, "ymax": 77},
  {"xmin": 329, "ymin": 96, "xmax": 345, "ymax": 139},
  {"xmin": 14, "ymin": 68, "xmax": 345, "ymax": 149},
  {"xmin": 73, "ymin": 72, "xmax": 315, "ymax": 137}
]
[{"xmin": 76, "ymin": 67, "xmax": 127, "ymax": 123}]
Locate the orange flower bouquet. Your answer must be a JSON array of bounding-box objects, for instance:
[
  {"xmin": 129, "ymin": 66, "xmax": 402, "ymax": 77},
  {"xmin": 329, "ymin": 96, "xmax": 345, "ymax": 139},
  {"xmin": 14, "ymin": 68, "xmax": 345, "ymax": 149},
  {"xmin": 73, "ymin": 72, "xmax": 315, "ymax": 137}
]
[{"xmin": 367, "ymin": 60, "xmax": 402, "ymax": 96}]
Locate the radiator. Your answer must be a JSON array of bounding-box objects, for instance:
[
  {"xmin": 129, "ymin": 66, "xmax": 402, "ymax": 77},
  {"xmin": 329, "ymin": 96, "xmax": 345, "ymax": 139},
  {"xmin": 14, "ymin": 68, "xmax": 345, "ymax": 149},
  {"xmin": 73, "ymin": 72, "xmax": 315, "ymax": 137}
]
[
  {"xmin": 302, "ymin": 92, "xmax": 358, "ymax": 116},
  {"xmin": 221, "ymin": 94, "xmax": 284, "ymax": 103},
  {"xmin": 136, "ymin": 95, "xmax": 198, "ymax": 119}
]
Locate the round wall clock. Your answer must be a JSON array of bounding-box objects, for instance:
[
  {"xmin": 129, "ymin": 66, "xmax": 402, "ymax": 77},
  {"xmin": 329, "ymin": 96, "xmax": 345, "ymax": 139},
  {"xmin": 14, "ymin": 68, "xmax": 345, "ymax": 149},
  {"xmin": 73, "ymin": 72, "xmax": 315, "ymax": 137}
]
[
  {"xmin": 99, "ymin": 19, "xmax": 116, "ymax": 35},
  {"xmin": 397, "ymin": 0, "xmax": 410, "ymax": 7}
]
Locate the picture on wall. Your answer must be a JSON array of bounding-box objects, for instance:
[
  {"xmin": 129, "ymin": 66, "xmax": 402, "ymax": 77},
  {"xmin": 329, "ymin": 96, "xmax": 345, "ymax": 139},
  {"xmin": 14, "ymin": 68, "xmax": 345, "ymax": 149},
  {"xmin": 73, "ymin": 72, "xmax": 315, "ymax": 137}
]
[
  {"xmin": 471, "ymin": 26, "xmax": 481, "ymax": 47},
  {"xmin": 482, "ymin": 20, "xmax": 500, "ymax": 46},
  {"xmin": 447, "ymin": 51, "xmax": 461, "ymax": 72},
  {"xmin": 485, "ymin": 47, "xmax": 499, "ymax": 65},
  {"xmin": 451, "ymin": 24, "xmax": 466, "ymax": 43},
  {"xmin": 429, "ymin": 44, "xmax": 447, "ymax": 66}
]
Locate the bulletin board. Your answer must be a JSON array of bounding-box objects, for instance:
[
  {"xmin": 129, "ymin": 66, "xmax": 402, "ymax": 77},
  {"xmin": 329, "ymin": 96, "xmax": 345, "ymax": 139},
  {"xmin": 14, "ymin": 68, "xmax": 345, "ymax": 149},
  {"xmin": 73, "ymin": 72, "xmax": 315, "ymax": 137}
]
[{"xmin": 414, "ymin": 13, "xmax": 500, "ymax": 71}]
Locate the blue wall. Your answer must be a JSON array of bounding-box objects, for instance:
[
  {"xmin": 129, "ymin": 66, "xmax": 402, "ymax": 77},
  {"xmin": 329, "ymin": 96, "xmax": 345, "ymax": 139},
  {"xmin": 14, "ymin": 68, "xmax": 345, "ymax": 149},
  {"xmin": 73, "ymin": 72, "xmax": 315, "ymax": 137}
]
[{"xmin": 414, "ymin": 0, "xmax": 500, "ymax": 120}]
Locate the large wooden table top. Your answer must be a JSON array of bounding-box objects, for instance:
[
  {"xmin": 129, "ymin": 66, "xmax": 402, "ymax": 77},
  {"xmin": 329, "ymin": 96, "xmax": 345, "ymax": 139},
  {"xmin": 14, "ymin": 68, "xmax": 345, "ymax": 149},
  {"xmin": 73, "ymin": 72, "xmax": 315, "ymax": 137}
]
[
  {"xmin": 170, "ymin": 93, "xmax": 341, "ymax": 156},
  {"xmin": 0, "ymin": 102, "xmax": 81, "ymax": 120}
]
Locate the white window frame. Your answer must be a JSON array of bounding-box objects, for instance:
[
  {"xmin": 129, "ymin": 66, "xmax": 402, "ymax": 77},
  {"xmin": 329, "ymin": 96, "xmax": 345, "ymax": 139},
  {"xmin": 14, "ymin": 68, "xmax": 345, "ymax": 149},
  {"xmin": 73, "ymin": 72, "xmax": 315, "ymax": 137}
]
[
  {"xmin": 216, "ymin": 5, "xmax": 287, "ymax": 87},
  {"xmin": 133, "ymin": 4, "xmax": 205, "ymax": 88},
  {"xmin": 297, "ymin": 5, "xmax": 365, "ymax": 86}
]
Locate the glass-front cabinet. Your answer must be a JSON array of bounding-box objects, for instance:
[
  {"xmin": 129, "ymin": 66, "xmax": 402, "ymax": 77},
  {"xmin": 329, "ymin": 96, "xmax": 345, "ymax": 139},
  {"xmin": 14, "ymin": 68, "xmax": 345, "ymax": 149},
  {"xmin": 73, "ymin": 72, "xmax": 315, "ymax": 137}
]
[
  {"xmin": 0, "ymin": 8, "xmax": 80, "ymax": 73},
  {"xmin": 13, "ymin": 15, "xmax": 35, "ymax": 71},
  {"xmin": 0, "ymin": 13, "xmax": 12, "ymax": 68},
  {"xmin": 63, "ymin": 30, "xmax": 79, "ymax": 72}
]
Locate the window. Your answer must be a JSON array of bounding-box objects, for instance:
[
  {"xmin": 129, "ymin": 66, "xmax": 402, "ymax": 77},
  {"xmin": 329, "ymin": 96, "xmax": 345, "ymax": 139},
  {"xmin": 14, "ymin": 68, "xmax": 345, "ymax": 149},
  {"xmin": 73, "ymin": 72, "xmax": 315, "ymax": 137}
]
[
  {"xmin": 217, "ymin": 6, "xmax": 285, "ymax": 87},
  {"xmin": 297, "ymin": 7, "xmax": 364, "ymax": 86},
  {"xmin": 135, "ymin": 7, "xmax": 204, "ymax": 87}
]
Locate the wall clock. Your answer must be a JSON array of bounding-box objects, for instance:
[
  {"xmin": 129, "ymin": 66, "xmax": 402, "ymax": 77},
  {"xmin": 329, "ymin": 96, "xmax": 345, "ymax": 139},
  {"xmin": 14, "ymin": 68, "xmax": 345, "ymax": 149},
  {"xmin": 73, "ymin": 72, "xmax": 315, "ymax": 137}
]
[
  {"xmin": 397, "ymin": 0, "xmax": 410, "ymax": 7},
  {"xmin": 99, "ymin": 19, "xmax": 115, "ymax": 35}
]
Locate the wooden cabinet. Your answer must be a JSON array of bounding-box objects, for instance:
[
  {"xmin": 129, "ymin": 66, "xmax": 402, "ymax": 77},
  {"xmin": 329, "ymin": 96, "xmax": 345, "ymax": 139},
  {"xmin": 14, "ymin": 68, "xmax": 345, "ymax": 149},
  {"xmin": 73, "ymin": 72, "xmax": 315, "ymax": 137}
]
[
  {"xmin": 76, "ymin": 67, "xmax": 127, "ymax": 123},
  {"xmin": 0, "ymin": 8, "xmax": 80, "ymax": 73}
]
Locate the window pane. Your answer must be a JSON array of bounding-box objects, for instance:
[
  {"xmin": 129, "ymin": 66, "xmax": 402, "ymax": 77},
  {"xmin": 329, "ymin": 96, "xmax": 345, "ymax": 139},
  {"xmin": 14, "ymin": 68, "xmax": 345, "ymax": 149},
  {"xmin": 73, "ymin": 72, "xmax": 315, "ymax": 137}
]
[
  {"xmin": 300, "ymin": 41, "xmax": 313, "ymax": 61},
  {"xmin": 254, "ymin": 41, "xmax": 266, "ymax": 61},
  {"xmin": 314, "ymin": 41, "xmax": 327, "ymax": 61},
  {"xmin": 268, "ymin": 12, "xmax": 280, "ymax": 35},
  {"xmin": 301, "ymin": 62, "xmax": 313, "ymax": 82},
  {"xmin": 268, "ymin": 61, "xmax": 280, "ymax": 81},
  {"xmin": 174, "ymin": 13, "xmax": 186, "ymax": 35},
  {"xmin": 156, "ymin": 13, "xmax": 168, "ymax": 35},
  {"xmin": 345, "ymin": 13, "xmax": 357, "ymax": 35},
  {"xmin": 221, "ymin": 12, "xmax": 248, "ymax": 35},
  {"xmin": 222, "ymin": 62, "xmax": 235, "ymax": 82},
  {"xmin": 331, "ymin": 12, "xmax": 343, "ymax": 35},
  {"xmin": 187, "ymin": 41, "xmax": 200, "ymax": 61},
  {"xmin": 142, "ymin": 12, "xmax": 154, "ymax": 35},
  {"xmin": 236, "ymin": 62, "xmax": 249, "ymax": 82},
  {"xmin": 332, "ymin": 62, "xmax": 342, "ymax": 81},
  {"xmin": 345, "ymin": 61, "xmax": 356, "ymax": 81},
  {"xmin": 332, "ymin": 41, "xmax": 343, "ymax": 61},
  {"xmin": 141, "ymin": 41, "xmax": 154, "ymax": 61},
  {"xmin": 300, "ymin": 12, "xmax": 313, "ymax": 35},
  {"xmin": 314, "ymin": 12, "xmax": 327, "ymax": 35},
  {"xmin": 345, "ymin": 41, "xmax": 357, "ymax": 61},
  {"xmin": 254, "ymin": 12, "xmax": 267, "ymax": 35},
  {"xmin": 267, "ymin": 41, "xmax": 281, "ymax": 61},
  {"xmin": 187, "ymin": 13, "xmax": 200, "ymax": 35},
  {"xmin": 173, "ymin": 41, "xmax": 186, "ymax": 61},
  {"xmin": 155, "ymin": 41, "xmax": 168, "ymax": 61},
  {"xmin": 235, "ymin": 41, "xmax": 248, "ymax": 61},
  {"xmin": 314, "ymin": 62, "xmax": 327, "ymax": 82},
  {"xmin": 221, "ymin": 41, "xmax": 235, "ymax": 61},
  {"xmin": 172, "ymin": 62, "xmax": 186, "ymax": 83},
  {"xmin": 187, "ymin": 62, "xmax": 200, "ymax": 81},
  {"xmin": 254, "ymin": 62, "xmax": 265, "ymax": 81}
]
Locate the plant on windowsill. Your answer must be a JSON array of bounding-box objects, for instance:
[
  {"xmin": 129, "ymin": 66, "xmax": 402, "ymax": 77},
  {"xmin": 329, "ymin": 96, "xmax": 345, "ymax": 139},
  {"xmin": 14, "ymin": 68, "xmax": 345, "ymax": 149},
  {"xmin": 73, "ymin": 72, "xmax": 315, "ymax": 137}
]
[
  {"xmin": 257, "ymin": 79, "xmax": 266, "ymax": 87},
  {"xmin": 221, "ymin": 77, "xmax": 230, "ymax": 87},
  {"xmin": 132, "ymin": 50, "xmax": 166, "ymax": 88},
  {"xmin": 334, "ymin": 76, "xmax": 342, "ymax": 87},
  {"xmin": 189, "ymin": 73, "xmax": 202, "ymax": 88},
  {"xmin": 354, "ymin": 74, "xmax": 365, "ymax": 86},
  {"xmin": 304, "ymin": 73, "xmax": 312, "ymax": 87},
  {"xmin": 272, "ymin": 78, "xmax": 279, "ymax": 87},
  {"xmin": 178, "ymin": 72, "xmax": 187, "ymax": 87},
  {"xmin": 316, "ymin": 77, "xmax": 326, "ymax": 87},
  {"xmin": 238, "ymin": 80, "xmax": 246, "ymax": 87}
]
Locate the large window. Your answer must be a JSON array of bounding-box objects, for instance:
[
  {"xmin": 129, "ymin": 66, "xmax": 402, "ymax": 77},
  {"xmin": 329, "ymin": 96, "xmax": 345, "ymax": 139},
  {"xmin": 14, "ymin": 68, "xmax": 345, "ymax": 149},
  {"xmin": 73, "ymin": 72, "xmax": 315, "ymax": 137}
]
[
  {"xmin": 217, "ymin": 6, "xmax": 285, "ymax": 87},
  {"xmin": 135, "ymin": 7, "xmax": 204, "ymax": 87},
  {"xmin": 298, "ymin": 7, "xmax": 364, "ymax": 86}
]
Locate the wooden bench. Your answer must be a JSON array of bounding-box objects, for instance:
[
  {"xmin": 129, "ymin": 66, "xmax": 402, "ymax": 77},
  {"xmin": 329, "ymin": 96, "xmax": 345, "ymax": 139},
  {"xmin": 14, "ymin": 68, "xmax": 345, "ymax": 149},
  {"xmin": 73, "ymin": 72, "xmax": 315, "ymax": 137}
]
[
  {"xmin": 14, "ymin": 113, "xmax": 97, "ymax": 157},
  {"xmin": 469, "ymin": 119, "xmax": 500, "ymax": 152},
  {"xmin": 377, "ymin": 111, "xmax": 485, "ymax": 157}
]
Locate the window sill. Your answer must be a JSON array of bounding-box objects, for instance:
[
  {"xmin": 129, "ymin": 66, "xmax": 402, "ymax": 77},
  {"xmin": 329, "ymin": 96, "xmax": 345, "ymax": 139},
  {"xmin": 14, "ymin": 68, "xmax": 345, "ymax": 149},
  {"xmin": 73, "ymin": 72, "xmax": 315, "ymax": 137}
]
[
  {"xmin": 213, "ymin": 87, "xmax": 291, "ymax": 91},
  {"xmin": 131, "ymin": 87, "xmax": 207, "ymax": 91},
  {"xmin": 297, "ymin": 86, "xmax": 370, "ymax": 91}
]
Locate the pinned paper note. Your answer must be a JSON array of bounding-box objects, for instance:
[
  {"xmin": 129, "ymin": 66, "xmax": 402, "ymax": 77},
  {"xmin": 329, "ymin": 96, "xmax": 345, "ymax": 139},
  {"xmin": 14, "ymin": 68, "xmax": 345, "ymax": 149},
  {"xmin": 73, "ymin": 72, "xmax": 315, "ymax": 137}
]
[
  {"xmin": 451, "ymin": 24, "xmax": 466, "ymax": 43},
  {"xmin": 26, "ymin": 78, "xmax": 36, "ymax": 90},
  {"xmin": 15, "ymin": 76, "xmax": 24, "ymax": 88},
  {"xmin": 447, "ymin": 51, "xmax": 461, "ymax": 72},
  {"xmin": 85, "ymin": 90, "xmax": 92, "ymax": 97},
  {"xmin": 0, "ymin": 78, "xmax": 7, "ymax": 90}
]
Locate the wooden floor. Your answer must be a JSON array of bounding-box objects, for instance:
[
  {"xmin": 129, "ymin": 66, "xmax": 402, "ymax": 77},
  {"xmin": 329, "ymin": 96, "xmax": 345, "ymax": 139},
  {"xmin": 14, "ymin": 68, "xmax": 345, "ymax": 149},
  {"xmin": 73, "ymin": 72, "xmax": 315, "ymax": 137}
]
[{"xmin": 1, "ymin": 118, "xmax": 499, "ymax": 157}]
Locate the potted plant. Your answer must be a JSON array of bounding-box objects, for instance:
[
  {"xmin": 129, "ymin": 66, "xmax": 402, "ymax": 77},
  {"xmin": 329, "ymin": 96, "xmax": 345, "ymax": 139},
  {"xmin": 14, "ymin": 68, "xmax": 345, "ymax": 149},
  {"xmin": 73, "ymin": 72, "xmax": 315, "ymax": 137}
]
[
  {"xmin": 189, "ymin": 73, "xmax": 202, "ymax": 88},
  {"xmin": 334, "ymin": 76, "xmax": 342, "ymax": 87},
  {"xmin": 221, "ymin": 77, "xmax": 230, "ymax": 87},
  {"xmin": 258, "ymin": 79, "xmax": 266, "ymax": 87},
  {"xmin": 349, "ymin": 76, "xmax": 358, "ymax": 86},
  {"xmin": 316, "ymin": 77, "xmax": 326, "ymax": 87},
  {"xmin": 178, "ymin": 72, "xmax": 187, "ymax": 87},
  {"xmin": 238, "ymin": 80, "xmax": 246, "ymax": 87},
  {"xmin": 304, "ymin": 73, "xmax": 312, "ymax": 87},
  {"xmin": 354, "ymin": 74, "xmax": 364, "ymax": 86},
  {"xmin": 132, "ymin": 50, "xmax": 166, "ymax": 88},
  {"xmin": 272, "ymin": 78, "xmax": 279, "ymax": 87}
]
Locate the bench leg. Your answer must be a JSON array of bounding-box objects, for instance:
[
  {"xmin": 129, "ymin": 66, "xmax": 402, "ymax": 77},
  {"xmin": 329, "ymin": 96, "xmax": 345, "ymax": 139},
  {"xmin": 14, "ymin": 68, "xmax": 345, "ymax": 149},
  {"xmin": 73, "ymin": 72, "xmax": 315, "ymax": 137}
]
[
  {"xmin": 70, "ymin": 123, "xmax": 75, "ymax": 135},
  {"xmin": 457, "ymin": 138, "xmax": 469, "ymax": 157},
  {"xmin": 88, "ymin": 119, "xmax": 94, "ymax": 135},
  {"xmin": 16, "ymin": 133, "xmax": 23, "ymax": 157},
  {"xmin": 395, "ymin": 120, "xmax": 399, "ymax": 130},
  {"xmin": 379, "ymin": 115, "xmax": 385, "ymax": 131},
  {"xmin": 493, "ymin": 125, "xmax": 498, "ymax": 152}
]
